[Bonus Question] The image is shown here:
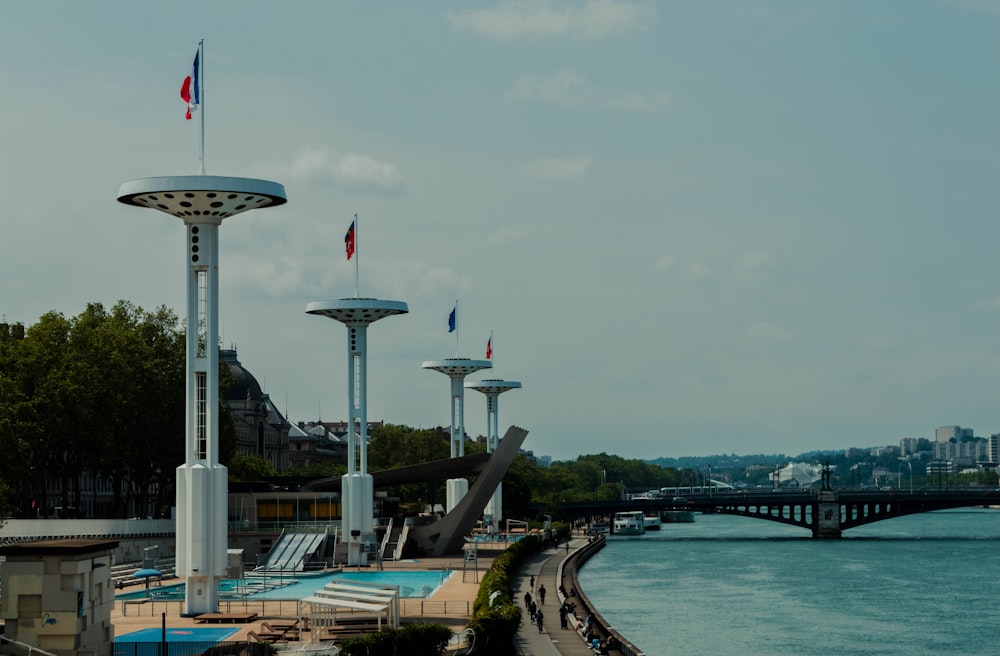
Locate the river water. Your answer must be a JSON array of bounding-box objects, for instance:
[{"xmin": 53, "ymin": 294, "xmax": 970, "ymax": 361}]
[{"xmin": 577, "ymin": 508, "xmax": 1000, "ymax": 655}]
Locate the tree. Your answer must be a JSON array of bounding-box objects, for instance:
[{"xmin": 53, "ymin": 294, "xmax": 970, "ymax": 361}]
[
  {"xmin": 0, "ymin": 302, "xmax": 187, "ymax": 518},
  {"xmin": 228, "ymin": 454, "xmax": 278, "ymax": 481},
  {"xmin": 368, "ymin": 424, "xmax": 452, "ymax": 508}
]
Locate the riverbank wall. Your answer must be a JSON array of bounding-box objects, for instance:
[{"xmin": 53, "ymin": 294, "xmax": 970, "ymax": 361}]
[{"xmin": 559, "ymin": 534, "xmax": 645, "ymax": 656}]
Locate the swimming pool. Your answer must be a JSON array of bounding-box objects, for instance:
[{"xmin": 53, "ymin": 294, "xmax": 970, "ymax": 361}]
[
  {"xmin": 114, "ymin": 627, "xmax": 240, "ymax": 656},
  {"xmin": 115, "ymin": 570, "xmax": 453, "ymax": 601},
  {"xmin": 116, "ymin": 627, "xmax": 239, "ymax": 643}
]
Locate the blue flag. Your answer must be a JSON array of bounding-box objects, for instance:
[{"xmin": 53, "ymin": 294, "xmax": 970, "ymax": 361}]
[{"xmin": 448, "ymin": 306, "xmax": 456, "ymax": 333}]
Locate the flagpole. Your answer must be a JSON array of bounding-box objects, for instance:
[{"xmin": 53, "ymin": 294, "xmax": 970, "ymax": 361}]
[
  {"xmin": 454, "ymin": 299, "xmax": 459, "ymax": 357},
  {"xmin": 490, "ymin": 330, "xmax": 494, "ymax": 369},
  {"xmin": 198, "ymin": 39, "xmax": 206, "ymax": 175},
  {"xmin": 354, "ymin": 212, "xmax": 360, "ymax": 298}
]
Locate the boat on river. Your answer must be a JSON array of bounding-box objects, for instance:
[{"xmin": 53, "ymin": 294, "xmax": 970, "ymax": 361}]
[
  {"xmin": 661, "ymin": 510, "xmax": 696, "ymax": 523},
  {"xmin": 643, "ymin": 515, "xmax": 662, "ymax": 531},
  {"xmin": 613, "ymin": 511, "xmax": 645, "ymax": 535}
]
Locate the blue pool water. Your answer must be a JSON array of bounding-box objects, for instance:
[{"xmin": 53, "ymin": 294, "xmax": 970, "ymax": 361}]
[
  {"xmin": 114, "ymin": 627, "xmax": 239, "ymax": 656},
  {"xmin": 116, "ymin": 569, "xmax": 453, "ymax": 601},
  {"xmin": 116, "ymin": 627, "xmax": 239, "ymax": 643}
]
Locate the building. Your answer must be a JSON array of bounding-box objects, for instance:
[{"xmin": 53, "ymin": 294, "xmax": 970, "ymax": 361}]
[
  {"xmin": 899, "ymin": 437, "xmax": 920, "ymax": 456},
  {"xmin": 771, "ymin": 462, "xmax": 822, "ymax": 488},
  {"xmin": 0, "ymin": 539, "xmax": 118, "ymax": 656},
  {"xmin": 936, "ymin": 425, "xmax": 974, "ymax": 443},
  {"xmin": 222, "ymin": 348, "xmax": 291, "ymax": 472},
  {"xmin": 932, "ymin": 439, "xmax": 989, "ymax": 467},
  {"xmin": 989, "ymin": 434, "xmax": 1000, "ymax": 465}
]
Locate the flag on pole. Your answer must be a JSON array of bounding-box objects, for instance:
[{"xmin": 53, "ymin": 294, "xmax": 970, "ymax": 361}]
[
  {"xmin": 448, "ymin": 306, "xmax": 456, "ymax": 333},
  {"xmin": 180, "ymin": 49, "xmax": 200, "ymax": 120},
  {"xmin": 486, "ymin": 337, "xmax": 492, "ymax": 359},
  {"xmin": 345, "ymin": 220, "xmax": 356, "ymax": 260}
]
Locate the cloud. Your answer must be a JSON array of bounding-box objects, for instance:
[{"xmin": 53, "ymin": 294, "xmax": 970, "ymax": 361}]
[
  {"xmin": 447, "ymin": 0, "xmax": 653, "ymax": 41},
  {"xmin": 331, "ymin": 155, "xmax": 404, "ymax": 191},
  {"xmin": 684, "ymin": 263, "xmax": 711, "ymax": 280},
  {"xmin": 523, "ymin": 156, "xmax": 592, "ymax": 180},
  {"xmin": 737, "ymin": 251, "xmax": 775, "ymax": 269},
  {"xmin": 488, "ymin": 226, "xmax": 527, "ymax": 246},
  {"xmin": 507, "ymin": 69, "xmax": 671, "ymax": 112},
  {"xmin": 257, "ymin": 148, "xmax": 404, "ymax": 192},
  {"xmin": 650, "ymin": 254, "xmax": 674, "ymax": 272},
  {"xmin": 226, "ymin": 254, "xmax": 303, "ymax": 297},
  {"xmin": 286, "ymin": 148, "xmax": 331, "ymax": 180},
  {"xmin": 945, "ymin": 0, "xmax": 1000, "ymax": 17}
]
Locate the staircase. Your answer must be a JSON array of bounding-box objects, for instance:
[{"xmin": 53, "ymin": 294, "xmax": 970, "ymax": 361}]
[
  {"xmin": 381, "ymin": 521, "xmax": 406, "ymax": 561},
  {"xmin": 111, "ymin": 557, "xmax": 177, "ymax": 589}
]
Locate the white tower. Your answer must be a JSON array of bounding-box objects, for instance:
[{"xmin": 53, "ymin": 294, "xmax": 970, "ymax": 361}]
[
  {"xmin": 465, "ymin": 379, "xmax": 521, "ymax": 532},
  {"xmin": 422, "ymin": 358, "xmax": 491, "ymax": 512},
  {"xmin": 117, "ymin": 175, "xmax": 286, "ymax": 616},
  {"xmin": 307, "ymin": 298, "xmax": 407, "ymax": 566}
]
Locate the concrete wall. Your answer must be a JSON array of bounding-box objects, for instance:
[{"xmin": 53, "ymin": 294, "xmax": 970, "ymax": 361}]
[{"xmin": 0, "ymin": 540, "xmax": 117, "ymax": 656}]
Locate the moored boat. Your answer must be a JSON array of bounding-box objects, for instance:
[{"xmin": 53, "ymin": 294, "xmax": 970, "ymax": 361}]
[
  {"xmin": 661, "ymin": 510, "xmax": 696, "ymax": 523},
  {"xmin": 643, "ymin": 514, "xmax": 662, "ymax": 531},
  {"xmin": 613, "ymin": 511, "xmax": 645, "ymax": 535}
]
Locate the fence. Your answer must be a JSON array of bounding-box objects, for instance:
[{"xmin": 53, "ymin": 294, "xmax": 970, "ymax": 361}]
[
  {"xmin": 118, "ymin": 597, "xmax": 470, "ymax": 621},
  {"xmin": 112, "ymin": 640, "xmax": 271, "ymax": 656}
]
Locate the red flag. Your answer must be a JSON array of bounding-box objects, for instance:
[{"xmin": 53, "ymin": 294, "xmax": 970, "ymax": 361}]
[
  {"xmin": 345, "ymin": 220, "xmax": 356, "ymax": 260},
  {"xmin": 486, "ymin": 338, "xmax": 492, "ymax": 359}
]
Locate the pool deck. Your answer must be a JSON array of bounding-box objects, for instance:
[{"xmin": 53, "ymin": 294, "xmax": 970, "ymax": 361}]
[{"xmin": 111, "ymin": 552, "xmax": 496, "ymax": 642}]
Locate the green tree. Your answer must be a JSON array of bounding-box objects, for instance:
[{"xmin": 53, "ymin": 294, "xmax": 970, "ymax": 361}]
[
  {"xmin": 0, "ymin": 302, "xmax": 188, "ymax": 518},
  {"xmin": 228, "ymin": 454, "xmax": 278, "ymax": 481},
  {"xmin": 282, "ymin": 461, "xmax": 347, "ymax": 479}
]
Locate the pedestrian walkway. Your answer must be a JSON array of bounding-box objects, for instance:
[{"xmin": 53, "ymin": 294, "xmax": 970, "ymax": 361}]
[{"xmin": 513, "ymin": 537, "xmax": 604, "ymax": 656}]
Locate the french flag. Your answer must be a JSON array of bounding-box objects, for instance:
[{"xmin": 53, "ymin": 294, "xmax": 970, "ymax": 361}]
[{"xmin": 180, "ymin": 49, "xmax": 200, "ymax": 120}]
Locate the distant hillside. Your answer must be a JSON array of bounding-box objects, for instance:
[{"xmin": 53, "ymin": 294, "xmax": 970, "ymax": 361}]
[
  {"xmin": 647, "ymin": 450, "xmax": 844, "ymax": 469},
  {"xmin": 646, "ymin": 454, "xmax": 788, "ymax": 469}
]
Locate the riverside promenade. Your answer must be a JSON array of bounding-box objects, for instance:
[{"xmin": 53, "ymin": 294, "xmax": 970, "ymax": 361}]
[{"xmin": 513, "ymin": 534, "xmax": 644, "ymax": 656}]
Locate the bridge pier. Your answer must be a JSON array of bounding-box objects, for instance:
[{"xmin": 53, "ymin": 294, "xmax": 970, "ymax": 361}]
[{"xmin": 814, "ymin": 490, "xmax": 841, "ymax": 538}]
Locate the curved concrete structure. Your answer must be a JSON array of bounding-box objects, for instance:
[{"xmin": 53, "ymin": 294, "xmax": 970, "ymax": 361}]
[{"xmin": 409, "ymin": 425, "xmax": 529, "ymax": 556}]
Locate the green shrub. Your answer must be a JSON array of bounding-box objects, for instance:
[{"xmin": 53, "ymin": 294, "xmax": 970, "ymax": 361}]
[{"xmin": 337, "ymin": 623, "xmax": 452, "ymax": 656}]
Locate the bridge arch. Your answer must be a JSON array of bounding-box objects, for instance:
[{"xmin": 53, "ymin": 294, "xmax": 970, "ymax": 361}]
[{"xmin": 553, "ymin": 489, "xmax": 1000, "ymax": 538}]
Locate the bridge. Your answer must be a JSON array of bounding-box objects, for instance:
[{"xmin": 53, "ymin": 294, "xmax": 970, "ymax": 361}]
[{"xmin": 548, "ymin": 488, "xmax": 1000, "ymax": 538}]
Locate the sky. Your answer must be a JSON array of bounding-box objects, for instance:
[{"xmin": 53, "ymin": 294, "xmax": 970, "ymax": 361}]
[{"xmin": 3, "ymin": 1, "xmax": 1000, "ymax": 461}]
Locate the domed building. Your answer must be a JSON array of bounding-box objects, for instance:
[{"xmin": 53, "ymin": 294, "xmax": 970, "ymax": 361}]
[{"xmin": 221, "ymin": 348, "xmax": 290, "ymax": 472}]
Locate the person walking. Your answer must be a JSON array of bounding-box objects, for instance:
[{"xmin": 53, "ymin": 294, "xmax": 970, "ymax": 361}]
[
  {"xmin": 538, "ymin": 584, "xmax": 546, "ymax": 604},
  {"xmin": 536, "ymin": 608, "xmax": 545, "ymax": 633}
]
